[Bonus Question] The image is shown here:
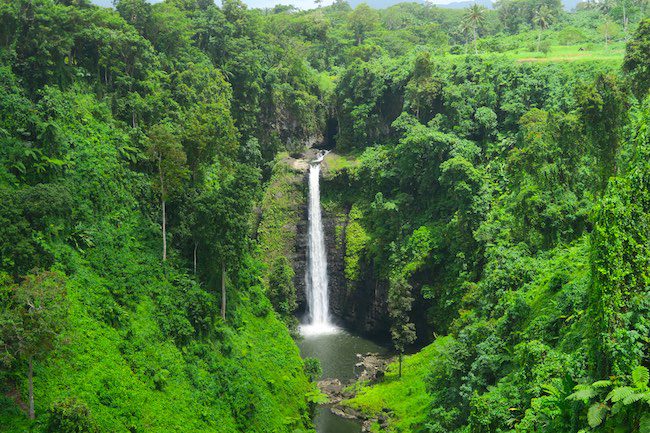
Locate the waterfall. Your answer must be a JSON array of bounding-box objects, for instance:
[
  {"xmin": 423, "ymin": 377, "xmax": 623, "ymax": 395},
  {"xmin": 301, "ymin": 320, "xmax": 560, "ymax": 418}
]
[{"xmin": 301, "ymin": 152, "xmax": 337, "ymax": 336}]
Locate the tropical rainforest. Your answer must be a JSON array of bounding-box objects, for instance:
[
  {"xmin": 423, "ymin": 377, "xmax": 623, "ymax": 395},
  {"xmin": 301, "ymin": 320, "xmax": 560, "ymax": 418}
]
[{"xmin": 0, "ymin": 0, "xmax": 648, "ymax": 432}]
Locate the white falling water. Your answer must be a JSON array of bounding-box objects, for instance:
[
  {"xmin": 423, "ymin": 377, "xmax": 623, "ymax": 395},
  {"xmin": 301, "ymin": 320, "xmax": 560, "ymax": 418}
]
[{"xmin": 301, "ymin": 152, "xmax": 338, "ymax": 336}]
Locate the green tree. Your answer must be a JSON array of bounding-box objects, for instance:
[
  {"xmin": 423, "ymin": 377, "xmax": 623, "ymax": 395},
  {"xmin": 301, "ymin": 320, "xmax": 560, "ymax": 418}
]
[
  {"xmin": 268, "ymin": 256, "xmax": 297, "ymax": 318},
  {"xmin": 387, "ymin": 275, "xmax": 416, "ymax": 378},
  {"xmin": 599, "ymin": 20, "xmax": 620, "ymax": 46},
  {"xmin": 533, "ymin": 5, "xmax": 554, "ymax": 52},
  {"xmin": 46, "ymin": 398, "xmax": 99, "ymax": 433},
  {"xmin": 147, "ymin": 123, "xmax": 189, "ymax": 262},
  {"xmin": 115, "ymin": 0, "xmax": 153, "ymax": 36},
  {"xmin": 575, "ymin": 74, "xmax": 627, "ymax": 190},
  {"xmin": 0, "ymin": 270, "xmax": 68, "ymax": 420},
  {"xmin": 194, "ymin": 163, "xmax": 259, "ymax": 321},
  {"xmin": 303, "ymin": 357, "xmax": 322, "ymax": 382},
  {"xmin": 463, "ymin": 4, "xmax": 487, "ymax": 54},
  {"xmin": 623, "ymin": 19, "xmax": 650, "ymax": 100},
  {"xmin": 405, "ymin": 52, "xmax": 443, "ymax": 123},
  {"xmin": 348, "ymin": 3, "xmax": 379, "ymax": 45}
]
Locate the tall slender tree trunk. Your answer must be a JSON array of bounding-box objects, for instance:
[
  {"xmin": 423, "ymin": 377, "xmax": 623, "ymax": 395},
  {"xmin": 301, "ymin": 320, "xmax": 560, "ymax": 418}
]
[
  {"xmin": 221, "ymin": 261, "xmax": 226, "ymax": 321},
  {"xmin": 193, "ymin": 242, "xmax": 198, "ymax": 275},
  {"xmin": 158, "ymin": 155, "xmax": 167, "ymax": 262},
  {"xmin": 28, "ymin": 357, "xmax": 34, "ymax": 420},
  {"xmin": 161, "ymin": 198, "xmax": 167, "ymax": 261},
  {"xmin": 537, "ymin": 31, "xmax": 541, "ymax": 52}
]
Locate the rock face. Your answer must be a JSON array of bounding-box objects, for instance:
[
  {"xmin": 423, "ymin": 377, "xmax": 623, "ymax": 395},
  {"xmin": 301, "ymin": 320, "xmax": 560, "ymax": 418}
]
[
  {"xmin": 323, "ymin": 207, "xmax": 390, "ymax": 337},
  {"xmin": 321, "ymin": 210, "xmax": 346, "ymax": 319}
]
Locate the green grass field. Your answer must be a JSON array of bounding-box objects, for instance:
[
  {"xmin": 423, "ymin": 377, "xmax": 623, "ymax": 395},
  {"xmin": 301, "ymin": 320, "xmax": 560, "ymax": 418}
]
[
  {"xmin": 509, "ymin": 43, "xmax": 625, "ymax": 64},
  {"xmin": 437, "ymin": 42, "xmax": 626, "ymax": 66}
]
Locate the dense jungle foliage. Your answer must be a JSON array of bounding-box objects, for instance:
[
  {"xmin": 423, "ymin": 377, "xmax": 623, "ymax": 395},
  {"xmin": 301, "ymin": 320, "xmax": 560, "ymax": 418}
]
[
  {"xmin": 0, "ymin": 0, "xmax": 325, "ymax": 431},
  {"xmin": 316, "ymin": 9, "xmax": 650, "ymax": 433},
  {"xmin": 0, "ymin": 0, "xmax": 648, "ymax": 432}
]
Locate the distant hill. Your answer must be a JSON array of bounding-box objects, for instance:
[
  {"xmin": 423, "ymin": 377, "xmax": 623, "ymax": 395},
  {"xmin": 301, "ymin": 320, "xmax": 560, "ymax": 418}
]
[
  {"xmin": 436, "ymin": 0, "xmax": 493, "ymax": 9},
  {"xmin": 345, "ymin": 0, "xmax": 420, "ymax": 8},
  {"xmin": 342, "ymin": 0, "xmax": 580, "ymax": 10},
  {"xmin": 92, "ymin": 0, "xmax": 579, "ymax": 11},
  {"xmin": 346, "ymin": 0, "xmax": 494, "ymax": 8}
]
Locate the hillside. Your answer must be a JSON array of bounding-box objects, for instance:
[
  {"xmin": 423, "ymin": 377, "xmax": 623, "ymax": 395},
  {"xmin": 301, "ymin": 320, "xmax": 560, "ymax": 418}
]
[{"xmin": 1, "ymin": 1, "xmax": 649, "ymax": 433}]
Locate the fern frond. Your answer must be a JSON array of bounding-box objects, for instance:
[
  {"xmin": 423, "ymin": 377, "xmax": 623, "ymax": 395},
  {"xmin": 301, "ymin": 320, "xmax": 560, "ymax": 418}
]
[
  {"xmin": 606, "ymin": 386, "xmax": 634, "ymax": 403},
  {"xmin": 587, "ymin": 402, "xmax": 607, "ymax": 428},
  {"xmin": 610, "ymin": 401, "xmax": 623, "ymax": 415},
  {"xmin": 639, "ymin": 413, "xmax": 650, "ymax": 433},
  {"xmin": 622, "ymin": 392, "xmax": 645, "ymax": 405},
  {"xmin": 567, "ymin": 385, "xmax": 596, "ymax": 402},
  {"xmin": 592, "ymin": 380, "xmax": 612, "ymax": 388},
  {"xmin": 543, "ymin": 384, "xmax": 560, "ymax": 397},
  {"xmin": 632, "ymin": 366, "xmax": 649, "ymax": 389}
]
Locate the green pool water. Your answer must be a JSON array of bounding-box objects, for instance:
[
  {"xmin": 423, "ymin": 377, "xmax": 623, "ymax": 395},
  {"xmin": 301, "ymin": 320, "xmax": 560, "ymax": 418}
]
[{"xmin": 298, "ymin": 328, "xmax": 388, "ymax": 433}]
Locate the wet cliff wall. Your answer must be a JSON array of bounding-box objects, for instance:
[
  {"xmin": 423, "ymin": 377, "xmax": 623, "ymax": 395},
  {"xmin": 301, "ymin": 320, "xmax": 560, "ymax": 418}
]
[
  {"xmin": 320, "ymin": 204, "xmax": 390, "ymax": 337},
  {"xmin": 317, "ymin": 158, "xmax": 391, "ymax": 338}
]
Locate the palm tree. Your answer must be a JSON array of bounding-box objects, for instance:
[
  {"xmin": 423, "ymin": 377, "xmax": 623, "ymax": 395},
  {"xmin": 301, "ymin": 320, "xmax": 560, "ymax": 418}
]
[
  {"xmin": 596, "ymin": 0, "xmax": 615, "ymax": 14},
  {"xmin": 533, "ymin": 5, "xmax": 554, "ymax": 52},
  {"xmin": 463, "ymin": 4, "xmax": 486, "ymax": 55}
]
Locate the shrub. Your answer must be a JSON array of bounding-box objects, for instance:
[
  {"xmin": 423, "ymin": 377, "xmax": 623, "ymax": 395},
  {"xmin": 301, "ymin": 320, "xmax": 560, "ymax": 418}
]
[
  {"xmin": 303, "ymin": 357, "xmax": 322, "ymax": 382},
  {"xmin": 46, "ymin": 398, "xmax": 99, "ymax": 433}
]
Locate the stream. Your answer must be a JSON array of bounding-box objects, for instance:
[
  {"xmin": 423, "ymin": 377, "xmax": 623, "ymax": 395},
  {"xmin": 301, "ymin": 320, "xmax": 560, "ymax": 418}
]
[{"xmin": 299, "ymin": 152, "xmax": 388, "ymax": 432}]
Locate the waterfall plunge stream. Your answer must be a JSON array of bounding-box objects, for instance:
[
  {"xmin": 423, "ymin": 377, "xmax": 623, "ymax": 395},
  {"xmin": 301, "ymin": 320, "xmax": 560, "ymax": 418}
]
[
  {"xmin": 301, "ymin": 152, "xmax": 338, "ymax": 336},
  {"xmin": 297, "ymin": 151, "xmax": 388, "ymax": 433}
]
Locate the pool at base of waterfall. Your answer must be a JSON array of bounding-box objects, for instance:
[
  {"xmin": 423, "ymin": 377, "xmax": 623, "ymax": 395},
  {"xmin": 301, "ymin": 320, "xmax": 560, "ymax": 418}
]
[{"xmin": 299, "ymin": 328, "xmax": 388, "ymax": 433}]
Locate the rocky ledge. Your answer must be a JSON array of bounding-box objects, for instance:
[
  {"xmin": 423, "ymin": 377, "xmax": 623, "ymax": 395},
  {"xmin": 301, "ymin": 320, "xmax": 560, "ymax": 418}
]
[{"xmin": 317, "ymin": 352, "xmax": 394, "ymax": 432}]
